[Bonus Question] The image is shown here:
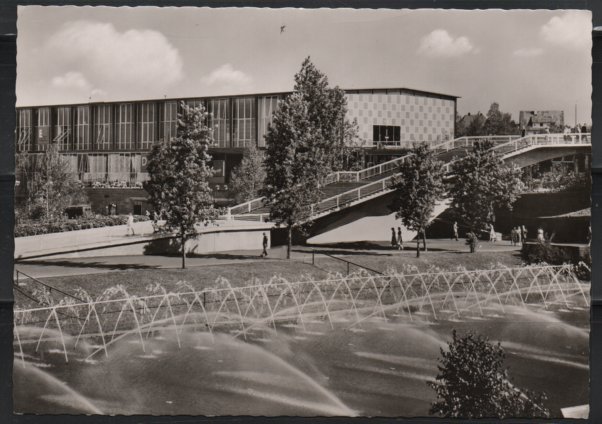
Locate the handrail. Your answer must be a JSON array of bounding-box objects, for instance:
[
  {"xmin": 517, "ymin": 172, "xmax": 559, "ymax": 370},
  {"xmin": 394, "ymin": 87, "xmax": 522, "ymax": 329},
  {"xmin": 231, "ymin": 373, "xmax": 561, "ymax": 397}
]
[
  {"xmin": 228, "ymin": 133, "xmax": 591, "ymax": 218},
  {"xmin": 14, "ymin": 269, "xmax": 86, "ymax": 303},
  {"xmin": 311, "ymin": 250, "xmax": 384, "ymax": 275}
]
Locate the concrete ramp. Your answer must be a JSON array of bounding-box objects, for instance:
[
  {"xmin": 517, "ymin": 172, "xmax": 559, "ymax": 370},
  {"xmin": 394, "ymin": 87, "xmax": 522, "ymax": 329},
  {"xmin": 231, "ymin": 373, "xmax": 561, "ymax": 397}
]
[{"xmin": 308, "ymin": 200, "xmax": 449, "ymax": 245}]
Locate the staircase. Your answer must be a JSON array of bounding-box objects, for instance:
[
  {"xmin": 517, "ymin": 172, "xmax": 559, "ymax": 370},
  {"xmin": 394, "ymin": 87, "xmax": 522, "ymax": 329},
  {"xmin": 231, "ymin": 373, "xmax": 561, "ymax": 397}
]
[{"xmin": 227, "ymin": 133, "xmax": 590, "ymax": 223}]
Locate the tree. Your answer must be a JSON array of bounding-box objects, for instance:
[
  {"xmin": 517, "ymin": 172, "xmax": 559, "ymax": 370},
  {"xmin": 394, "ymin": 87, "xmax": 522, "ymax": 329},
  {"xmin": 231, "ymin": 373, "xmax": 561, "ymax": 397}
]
[
  {"xmin": 261, "ymin": 92, "xmax": 323, "ymax": 259},
  {"xmin": 293, "ymin": 57, "xmax": 358, "ymax": 176},
  {"xmin": 389, "ymin": 143, "xmax": 446, "ymax": 257},
  {"xmin": 483, "ymin": 102, "xmax": 519, "ymax": 135},
  {"xmin": 145, "ymin": 102, "xmax": 220, "ymax": 269},
  {"xmin": 229, "ymin": 143, "xmax": 266, "ymax": 203},
  {"xmin": 15, "ymin": 145, "xmax": 87, "ymax": 221},
  {"xmin": 429, "ymin": 330, "xmax": 549, "ymax": 419},
  {"xmin": 448, "ymin": 141, "xmax": 522, "ymax": 248}
]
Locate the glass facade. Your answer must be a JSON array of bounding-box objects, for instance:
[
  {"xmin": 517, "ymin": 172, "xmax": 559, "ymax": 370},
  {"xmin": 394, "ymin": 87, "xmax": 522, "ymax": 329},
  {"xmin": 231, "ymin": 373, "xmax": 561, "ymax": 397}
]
[
  {"xmin": 160, "ymin": 101, "xmax": 178, "ymax": 143},
  {"xmin": 138, "ymin": 103, "xmax": 157, "ymax": 150},
  {"xmin": 232, "ymin": 97, "xmax": 256, "ymax": 148},
  {"xmin": 207, "ymin": 98, "xmax": 230, "ymax": 148},
  {"xmin": 75, "ymin": 105, "xmax": 90, "ymax": 150},
  {"xmin": 36, "ymin": 107, "xmax": 51, "ymax": 151},
  {"xmin": 258, "ymin": 96, "xmax": 280, "ymax": 147},
  {"xmin": 117, "ymin": 103, "xmax": 134, "ymax": 150},
  {"xmin": 16, "ymin": 109, "xmax": 32, "ymax": 152},
  {"xmin": 94, "ymin": 104, "xmax": 113, "ymax": 150},
  {"xmin": 55, "ymin": 106, "xmax": 72, "ymax": 151}
]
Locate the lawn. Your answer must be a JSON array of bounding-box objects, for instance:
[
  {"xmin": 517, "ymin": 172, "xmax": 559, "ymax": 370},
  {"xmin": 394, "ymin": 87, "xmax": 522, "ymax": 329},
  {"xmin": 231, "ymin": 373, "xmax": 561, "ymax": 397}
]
[{"xmin": 15, "ymin": 245, "xmax": 524, "ymax": 309}]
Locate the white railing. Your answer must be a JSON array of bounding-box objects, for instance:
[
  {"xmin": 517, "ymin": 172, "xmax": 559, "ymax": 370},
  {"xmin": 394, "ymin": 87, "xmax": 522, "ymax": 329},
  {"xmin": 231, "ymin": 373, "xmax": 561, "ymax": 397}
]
[{"xmin": 227, "ymin": 133, "xmax": 591, "ymax": 218}]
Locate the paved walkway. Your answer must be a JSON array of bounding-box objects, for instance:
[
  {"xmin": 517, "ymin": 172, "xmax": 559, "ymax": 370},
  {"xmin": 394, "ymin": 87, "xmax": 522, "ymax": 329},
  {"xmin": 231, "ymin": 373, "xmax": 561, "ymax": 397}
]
[{"xmin": 14, "ymin": 239, "xmax": 524, "ymax": 280}]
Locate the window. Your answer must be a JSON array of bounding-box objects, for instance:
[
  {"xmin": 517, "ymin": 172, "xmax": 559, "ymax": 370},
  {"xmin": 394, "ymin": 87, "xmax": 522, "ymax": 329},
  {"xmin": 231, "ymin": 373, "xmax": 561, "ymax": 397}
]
[
  {"xmin": 258, "ymin": 96, "xmax": 279, "ymax": 147},
  {"xmin": 117, "ymin": 103, "xmax": 134, "ymax": 150},
  {"xmin": 75, "ymin": 106, "xmax": 90, "ymax": 150},
  {"xmin": 55, "ymin": 107, "xmax": 72, "ymax": 151},
  {"xmin": 139, "ymin": 103, "xmax": 156, "ymax": 150},
  {"xmin": 36, "ymin": 107, "xmax": 51, "ymax": 151},
  {"xmin": 160, "ymin": 101, "xmax": 178, "ymax": 143},
  {"xmin": 232, "ymin": 97, "xmax": 256, "ymax": 148},
  {"xmin": 207, "ymin": 99, "xmax": 230, "ymax": 148},
  {"xmin": 94, "ymin": 105, "xmax": 113, "ymax": 150},
  {"xmin": 16, "ymin": 109, "xmax": 32, "ymax": 152},
  {"xmin": 373, "ymin": 125, "xmax": 401, "ymax": 144}
]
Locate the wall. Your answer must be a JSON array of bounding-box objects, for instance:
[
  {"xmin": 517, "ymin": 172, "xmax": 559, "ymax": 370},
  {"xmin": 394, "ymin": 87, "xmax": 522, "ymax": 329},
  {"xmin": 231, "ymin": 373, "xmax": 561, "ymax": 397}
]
[{"xmin": 345, "ymin": 92, "xmax": 455, "ymax": 148}]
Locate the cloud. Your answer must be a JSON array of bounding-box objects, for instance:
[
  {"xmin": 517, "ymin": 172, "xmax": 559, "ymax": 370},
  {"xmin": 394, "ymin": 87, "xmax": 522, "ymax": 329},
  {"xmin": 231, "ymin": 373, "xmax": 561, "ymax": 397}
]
[
  {"xmin": 540, "ymin": 11, "xmax": 591, "ymax": 50},
  {"xmin": 200, "ymin": 64, "xmax": 253, "ymax": 91},
  {"xmin": 513, "ymin": 48, "xmax": 544, "ymax": 57},
  {"xmin": 45, "ymin": 21, "xmax": 183, "ymax": 97},
  {"xmin": 417, "ymin": 29, "xmax": 476, "ymax": 58}
]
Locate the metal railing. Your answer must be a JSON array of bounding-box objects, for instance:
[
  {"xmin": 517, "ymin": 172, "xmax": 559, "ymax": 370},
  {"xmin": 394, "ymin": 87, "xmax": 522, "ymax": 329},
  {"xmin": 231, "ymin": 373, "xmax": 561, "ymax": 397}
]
[
  {"xmin": 228, "ymin": 133, "xmax": 592, "ymax": 220},
  {"xmin": 310, "ymin": 250, "xmax": 384, "ymax": 275}
]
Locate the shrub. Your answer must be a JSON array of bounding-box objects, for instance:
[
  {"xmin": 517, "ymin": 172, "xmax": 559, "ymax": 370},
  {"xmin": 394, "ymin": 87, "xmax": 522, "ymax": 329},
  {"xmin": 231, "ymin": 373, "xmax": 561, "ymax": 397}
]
[
  {"xmin": 429, "ymin": 330, "xmax": 549, "ymax": 419},
  {"xmin": 520, "ymin": 241, "xmax": 571, "ymax": 265},
  {"xmin": 14, "ymin": 214, "xmax": 150, "ymax": 237}
]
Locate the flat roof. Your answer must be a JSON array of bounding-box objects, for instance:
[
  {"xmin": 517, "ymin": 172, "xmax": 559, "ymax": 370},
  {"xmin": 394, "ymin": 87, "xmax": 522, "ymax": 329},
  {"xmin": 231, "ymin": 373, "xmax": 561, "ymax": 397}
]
[{"xmin": 17, "ymin": 87, "xmax": 459, "ymax": 109}]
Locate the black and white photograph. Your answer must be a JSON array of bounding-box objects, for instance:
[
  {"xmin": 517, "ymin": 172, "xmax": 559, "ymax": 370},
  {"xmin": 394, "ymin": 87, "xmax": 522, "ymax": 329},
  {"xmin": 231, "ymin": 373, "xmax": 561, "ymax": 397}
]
[{"xmin": 12, "ymin": 6, "xmax": 592, "ymax": 419}]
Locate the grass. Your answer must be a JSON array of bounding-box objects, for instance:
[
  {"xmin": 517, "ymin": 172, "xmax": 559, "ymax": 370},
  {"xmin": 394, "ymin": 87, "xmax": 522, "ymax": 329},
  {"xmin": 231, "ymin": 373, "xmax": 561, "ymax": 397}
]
[{"xmin": 15, "ymin": 247, "xmax": 524, "ymax": 309}]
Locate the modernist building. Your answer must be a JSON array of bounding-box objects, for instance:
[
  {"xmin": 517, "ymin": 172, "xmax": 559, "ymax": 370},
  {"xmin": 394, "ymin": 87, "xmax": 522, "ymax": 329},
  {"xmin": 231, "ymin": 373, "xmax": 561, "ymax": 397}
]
[{"xmin": 15, "ymin": 87, "xmax": 457, "ymax": 211}]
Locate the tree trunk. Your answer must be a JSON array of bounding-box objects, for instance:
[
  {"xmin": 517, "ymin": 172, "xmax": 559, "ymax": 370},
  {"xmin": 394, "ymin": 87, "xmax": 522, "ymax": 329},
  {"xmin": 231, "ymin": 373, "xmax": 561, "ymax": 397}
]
[
  {"xmin": 416, "ymin": 234, "xmax": 420, "ymax": 258},
  {"xmin": 422, "ymin": 228, "xmax": 428, "ymax": 252},
  {"xmin": 181, "ymin": 233, "xmax": 186, "ymax": 269},
  {"xmin": 287, "ymin": 225, "xmax": 292, "ymax": 260}
]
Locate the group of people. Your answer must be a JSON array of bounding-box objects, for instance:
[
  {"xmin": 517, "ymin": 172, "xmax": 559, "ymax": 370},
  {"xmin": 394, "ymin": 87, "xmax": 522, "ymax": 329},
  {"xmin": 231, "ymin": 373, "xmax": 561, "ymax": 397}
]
[
  {"xmin": 390, "ymin": 227, "xmax": 404, "ymax": 250},
  {"xmin": 509, "ymin": 225, "xmax": 528, "ymax": 245}
]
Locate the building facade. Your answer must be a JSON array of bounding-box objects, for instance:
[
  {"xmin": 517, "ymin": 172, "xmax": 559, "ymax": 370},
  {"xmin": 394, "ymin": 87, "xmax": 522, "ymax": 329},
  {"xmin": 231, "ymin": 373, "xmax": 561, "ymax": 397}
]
[
  {"xmin": 16, "ymin": 87, "xmax": 457, "ymax": 212},
  {"xmin": 519, "ymin": 110, "xmax": 564, "ymax": 134}
]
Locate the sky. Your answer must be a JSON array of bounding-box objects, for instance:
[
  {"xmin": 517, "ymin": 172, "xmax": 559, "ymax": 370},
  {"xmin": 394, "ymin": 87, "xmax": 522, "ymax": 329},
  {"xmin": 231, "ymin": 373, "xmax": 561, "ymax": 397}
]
[{"xmin": 16, "ymin": 7, "xmax": 592, "ymax": 124}]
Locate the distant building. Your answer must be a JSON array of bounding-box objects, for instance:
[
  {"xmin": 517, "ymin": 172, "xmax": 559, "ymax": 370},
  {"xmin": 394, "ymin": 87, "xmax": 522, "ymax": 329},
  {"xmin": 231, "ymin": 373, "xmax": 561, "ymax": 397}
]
[
  {"xmin": 456, "ymin": 112, "xmax": 485, "ymax": 136},
  {"xmin": 15, "ymin": 87, "xmax": 457, "ymax": 213},
  {"xmin": 519, "ymin": 110, "xmax": 564, "ymax": 135}
]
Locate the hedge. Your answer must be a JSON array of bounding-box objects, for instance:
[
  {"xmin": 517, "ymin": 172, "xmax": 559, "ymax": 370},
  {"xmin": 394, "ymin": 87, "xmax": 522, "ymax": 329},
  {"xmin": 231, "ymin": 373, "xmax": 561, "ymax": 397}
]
[{"xmin": 15, "ymin": 215, "xmax": 149, "ymax": 237}]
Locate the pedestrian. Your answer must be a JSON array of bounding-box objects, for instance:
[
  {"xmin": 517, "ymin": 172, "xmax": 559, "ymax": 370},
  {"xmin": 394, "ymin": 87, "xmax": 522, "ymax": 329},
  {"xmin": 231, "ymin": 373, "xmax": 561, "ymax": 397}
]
[
  {"xmin": 588, "ymin": 224, "xmax": 592, "ymax": 246},
  {"xmin": 126, "ymin": 213, "xmax": 135, "ymax": 236},
  {"xmin": 452, "ymin": 221, "xmax": 459, "ymax": 241},
  {"xmin": 537, "ymin": 227, "xmax": 545, "ymax": 243},
  {"xmin": 112, "ymin": 203, "xmax": 117, "ymax": 216},
  {"xmin": 391, "ymin": 227, "xmax": 397, "ymax": 249},
  {"xmin": 466, "ymin": 231, "xmax": 478, "ymax": 253},
  {"xmin": 397, "ymin": 227, "xmax": 403, "ymax": 250},
  {"xmin": 489, "ymin": 224, "xmax": 497, "ymax": 243},
  {"xmin": 145, "ymin": 210, "xmax": 150, "ymax": 220},
  {"xmin": 521, "ymin": 225, "xmax": 527, "ymax": 243},
  {"xmin": 515, "ymin": 226, "xmax": 522, "ymax": 245},
  {"xmin": 261, "ymin": 232, "xmax": 269, "ymax": 257},
  {"xmin": 510, "ymin": 227, "xmax": 517, "ymax": 246}
]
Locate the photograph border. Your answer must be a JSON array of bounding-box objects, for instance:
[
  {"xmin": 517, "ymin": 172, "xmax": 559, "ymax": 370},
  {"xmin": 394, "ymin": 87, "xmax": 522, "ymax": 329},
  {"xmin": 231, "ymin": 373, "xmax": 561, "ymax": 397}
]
[{"xmin": 0, "ymin": 1, "xmax": 600, "ymax": 423}]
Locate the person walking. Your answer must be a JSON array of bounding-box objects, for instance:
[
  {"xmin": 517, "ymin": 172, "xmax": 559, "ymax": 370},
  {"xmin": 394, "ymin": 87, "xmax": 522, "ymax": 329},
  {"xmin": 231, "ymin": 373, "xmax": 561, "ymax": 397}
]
[
  {"xmin": 397, "ymin": 227, "xmax": 403, "ymax": 250},
  {"xmin": 510, "ymin": 227, "xmax": 517, "ymax": 246},
  {"xmin": 521, "ymin": 225, "xmax": 528, "ymax": 243},
  {"xmin": 452, "ymin": 221, "xmax": 459, "ymax": 241},
  {"xmin": 515, "ymin": 226, "xmax": 522, "ymax": 245},
  {"xmin": 126, "ymin": 213, "xmax": 135, "ymax": 236},
  {"xmin": 537, "ymin": 227, "xmax": 545, "ymax": 243},
  {"xmin": 489, "ymin": 223, "xmax": 497, "ymax": 243},
  {"xmin": 391, "ymin": 227, "xmax": 397, "ymax": 249},
  {"xmin": 261, "ymin": 232, "xmax": 269, "ymax": 257}
]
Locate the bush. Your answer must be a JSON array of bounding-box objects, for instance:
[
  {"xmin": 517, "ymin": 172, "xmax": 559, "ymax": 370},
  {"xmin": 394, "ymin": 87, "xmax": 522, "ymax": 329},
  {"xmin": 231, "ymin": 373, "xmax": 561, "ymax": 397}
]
[
  {"xmin": 429, "ymin": 330, "xmax": 549, "ymax": 419},
  {"xmin": 14, "ymin": 215, "xmax": 150, "ymax": 237},
  {"xmin": 520, "ymin": 241, "xmax": 571, "ymax": 265}
]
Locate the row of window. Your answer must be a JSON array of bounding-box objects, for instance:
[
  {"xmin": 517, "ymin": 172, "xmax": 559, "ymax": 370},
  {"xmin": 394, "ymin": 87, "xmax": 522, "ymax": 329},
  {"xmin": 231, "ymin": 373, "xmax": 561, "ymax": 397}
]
[{"xmin": 16, "ymin": 97, "xmax": 281, "ymax": 153}]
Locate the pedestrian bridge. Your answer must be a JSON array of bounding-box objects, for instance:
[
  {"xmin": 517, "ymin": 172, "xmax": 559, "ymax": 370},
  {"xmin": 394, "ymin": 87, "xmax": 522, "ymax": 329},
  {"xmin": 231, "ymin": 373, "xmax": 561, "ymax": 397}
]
[{"xmin": 226, "ymin": 133, "xmax": 590, "ymax": 225}]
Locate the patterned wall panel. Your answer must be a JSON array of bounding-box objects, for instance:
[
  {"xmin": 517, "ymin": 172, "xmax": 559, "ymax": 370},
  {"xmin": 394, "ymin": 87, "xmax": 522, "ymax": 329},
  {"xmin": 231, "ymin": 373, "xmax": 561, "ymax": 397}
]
[{"xmin": 345, "ymin": 92, "xmax": 455, "ymax": 148}]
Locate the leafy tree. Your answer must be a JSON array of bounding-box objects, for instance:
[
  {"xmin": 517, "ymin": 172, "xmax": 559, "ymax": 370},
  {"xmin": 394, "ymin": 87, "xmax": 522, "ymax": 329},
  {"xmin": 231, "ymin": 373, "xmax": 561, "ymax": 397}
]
[
  {"xmin": 145, "ymin": 102, "xmax": 220, "ymax": 269},
  {"xmin": 261, "ymin": 92, "xmax": 322, "ymax": 259},
  {"xmin": 448, "ymin": 141, "xmax": 522, "ymax": 247},
  {"xmin": 429, "ymin": 330, "xmax": 549, "ymax": 419},
  {"xmin": 15, "ymin": 145, "xmax": 87, "ymax": 221},
  {"xmin": 294, "ymin": 57, "xmax": 358, "ymax": 175},
  {"xmin": 483, "ymin": 102, "xmax": 519, "ymax": 135},
  {"xmin": 229, "ymin": 143, "xmax": 266, "ymax": 203},
  {"xmin": 389, "ymin": 143, "xmax": 446, "ymax": 257}
]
